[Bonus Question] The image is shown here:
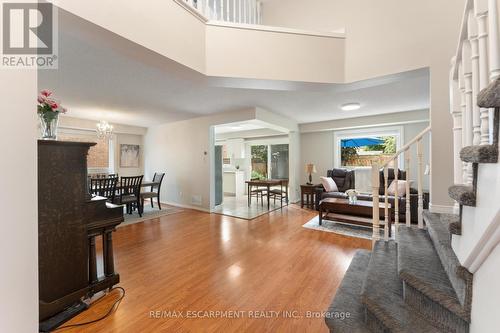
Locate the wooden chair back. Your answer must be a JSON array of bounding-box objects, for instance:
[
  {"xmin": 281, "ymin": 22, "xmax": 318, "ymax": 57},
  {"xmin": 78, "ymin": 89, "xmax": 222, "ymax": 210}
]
[
  {"xmin": 151, "ymin": 172, "xmax": 165, "ymax": 193},
  {"xmin": 90, "ymin": 177, "xmax": 118, "ymax": 202},
  {"xmin": 120, "ymin": 175, "xmax": 143, "ymax": 197}
]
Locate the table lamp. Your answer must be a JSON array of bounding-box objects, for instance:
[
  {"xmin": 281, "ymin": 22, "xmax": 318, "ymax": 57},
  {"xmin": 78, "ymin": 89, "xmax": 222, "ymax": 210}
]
[{"xmin": 305, "ymin": 163, "xmax": 317, "ymax": 185}]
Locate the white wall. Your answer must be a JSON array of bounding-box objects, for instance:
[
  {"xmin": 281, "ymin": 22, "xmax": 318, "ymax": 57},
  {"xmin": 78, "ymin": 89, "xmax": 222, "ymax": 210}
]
[
  {"xmin": 300, "ymin": 118, "xmax": 430, "ymax": 190},
  {"xmin": 262, "ymin": 0, "xmax": 465, "ymax": 211},
  {"xmin": 471, "ymin": 244, "xmax": 500, "ymax": 332},
  {"xmin": 0, "ymin": 68, "xmax": 38, "ymax": 330}
]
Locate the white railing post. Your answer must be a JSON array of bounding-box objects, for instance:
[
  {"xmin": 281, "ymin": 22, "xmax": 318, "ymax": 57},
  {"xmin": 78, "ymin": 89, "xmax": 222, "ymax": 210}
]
[
  {"xmin": 257, "ymin": 0, "xmax": 262, "ymax": 24},
  {"xmin": 384, "ymin": 166, "xmax": 389, "ymax": 241},
  {"xmin": 394, "ymin": 156, "xmax": 399, "ymax": 230},
  {"xmin": 220, "ymin": 0, "xmax": 225, "ymax": 21},
  {"xmin": 417, "ymin": 139, "xmax": 424, "ymax": 229},
  {"xmin": 459, "ymin": 64, "xmax": 469, "ymax": 184},
  {"xmin": 372, "ymin": 163, "xmax": 381, "ymax": 243},
  {"xmin": 405, "ymin": 149, "xmax": 411, "ymax": 226},
  {"xmin": 233, "ymin": 0, "xmax": 236, "ymax": 23},
  {"xmin": 226, "ymin": 0, "xmax": 230, "ymax": 22},
  {"xmin": 463, "ymin": 30, "xmax": 475, "ymax": 184},
  {"xmin": 469, "ymin": 12, "xmax": 482, "ymax": 146},
  {"xmin": 451, "ymin": 60, "xmax": 464, "ymax": 187},
  {"xmin": 475, "ymin": 3, "xmax": 491, "ymax": 145},
  {"xmin": 238, "ymin": 0, "xmax": 242, "ymax": 23},
  {"xmin": 489, "ymin": 0, "xmax": 500, "ymax": 81}
]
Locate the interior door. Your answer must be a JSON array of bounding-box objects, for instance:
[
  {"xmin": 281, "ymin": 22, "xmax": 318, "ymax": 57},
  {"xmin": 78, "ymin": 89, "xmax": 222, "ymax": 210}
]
[{"xmin": 214, "ymin": 145, "xmax": 223, "ymax": 206}]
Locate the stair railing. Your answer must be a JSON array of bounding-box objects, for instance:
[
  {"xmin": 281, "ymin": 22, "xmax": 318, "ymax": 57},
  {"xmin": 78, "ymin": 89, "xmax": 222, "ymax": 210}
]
[
  {"xmin": 371, "ymin": 126, "xmax": 431, "ymax": 242},
  {"xmin": 181, "ymin": 0, "xmax": 263, "ymax": 24},
  {"xmin": 450, "ymin": 0, "xmax": 500, "ymax": 187}
]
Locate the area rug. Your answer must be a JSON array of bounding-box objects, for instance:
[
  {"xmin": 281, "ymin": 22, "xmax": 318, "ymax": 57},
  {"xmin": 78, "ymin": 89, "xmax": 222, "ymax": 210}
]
[
  {"xmin": 119, "ymin": 205, "xmax": 184, "ymax": 227},
  {"xmin": 302, "ymin": 216, "xmax": 386, "ymax": 240}
]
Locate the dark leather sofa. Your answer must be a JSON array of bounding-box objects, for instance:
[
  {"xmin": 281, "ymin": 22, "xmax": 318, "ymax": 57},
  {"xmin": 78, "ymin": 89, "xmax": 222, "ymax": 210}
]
[{"xmin": 314, "ymin": 168, "xmax": 428, "ymax": 223}]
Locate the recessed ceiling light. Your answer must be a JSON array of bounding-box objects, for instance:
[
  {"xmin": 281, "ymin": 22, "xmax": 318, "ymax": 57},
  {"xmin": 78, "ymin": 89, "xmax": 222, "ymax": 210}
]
[{"xmin": 341, "ymin": 103, "xmax": 361, "ymax": 111}]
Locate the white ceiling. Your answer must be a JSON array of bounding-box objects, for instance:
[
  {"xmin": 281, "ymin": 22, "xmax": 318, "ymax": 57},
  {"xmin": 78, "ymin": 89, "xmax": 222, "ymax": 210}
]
[{"xmin": 39, "ymin": 10, "xmax": 430, "ymax": 128}]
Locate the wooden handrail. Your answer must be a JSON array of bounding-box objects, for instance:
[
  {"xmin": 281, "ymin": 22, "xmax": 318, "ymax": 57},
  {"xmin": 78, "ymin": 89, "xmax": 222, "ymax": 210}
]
[{"xmin": 381, "ymin": 126, "xmax": 431, "ymax": 168}]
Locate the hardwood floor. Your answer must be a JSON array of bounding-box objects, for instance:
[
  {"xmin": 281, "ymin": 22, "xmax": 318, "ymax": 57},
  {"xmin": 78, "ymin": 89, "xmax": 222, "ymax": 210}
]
[{"xmin": 60, "ymin": 205, "xmax": 371, "ymax": 332}]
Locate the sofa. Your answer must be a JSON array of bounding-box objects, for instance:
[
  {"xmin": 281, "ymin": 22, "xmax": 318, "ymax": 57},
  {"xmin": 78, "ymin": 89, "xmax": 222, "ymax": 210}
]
[{"xmin": 314, "ymin": 168, "xmax": 428, "ymax": 223}]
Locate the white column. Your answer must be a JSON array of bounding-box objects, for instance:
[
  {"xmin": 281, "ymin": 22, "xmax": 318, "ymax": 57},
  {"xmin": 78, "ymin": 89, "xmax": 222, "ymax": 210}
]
[
  {"xmin": 468, "ymin": 12, "xmax": 481, "ymax": 146},
  {"xmin": 475, "ymin": 6, "xmax": 490, "ymax": 145}
]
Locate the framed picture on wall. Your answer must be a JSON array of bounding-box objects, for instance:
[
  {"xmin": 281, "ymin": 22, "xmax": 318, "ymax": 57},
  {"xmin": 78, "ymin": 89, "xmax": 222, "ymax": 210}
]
[{"xmin": 120, "ymin": 144, "xmax": 140, "ymax": 168}]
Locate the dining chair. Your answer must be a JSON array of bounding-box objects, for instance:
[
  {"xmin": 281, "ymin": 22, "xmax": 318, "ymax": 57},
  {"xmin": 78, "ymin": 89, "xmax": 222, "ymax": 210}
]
[
  {"xmin": 115, "ymin": 175, "xmax": 144, "ymax": 216},
  {"xmin": 249, "ymin": 178, "xmax": 267, "ymax": 206},
  {"xmin": 268, "ymin": 179, "xmax": 289, "ymax": 208},
  {"xmin": 141, "ymin": 172, "xmax": 165, "ymax": 210},
  {"xmin": 90, "ymin": 177, "xmax": 118, "ymax": 203}
]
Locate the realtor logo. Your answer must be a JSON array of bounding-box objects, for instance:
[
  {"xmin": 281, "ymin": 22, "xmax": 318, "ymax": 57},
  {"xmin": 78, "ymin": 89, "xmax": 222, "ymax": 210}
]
[{"xmin": 1, "ymin": 2, "xmax": 58, "ymax": 68}]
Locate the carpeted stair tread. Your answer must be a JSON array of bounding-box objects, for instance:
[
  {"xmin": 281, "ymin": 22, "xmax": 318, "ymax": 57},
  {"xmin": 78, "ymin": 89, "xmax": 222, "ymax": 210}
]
[
  {"xmin": 397, "ymin": 226, "xmax": 469, "ymax": 322},
  {"xmin": 478, "ymin": 77, "xmax": 500, "ymax": 108},
  {"xmin": 325, "ymin": 250, "xmax": 371, "ymax": 333},
  {"xmin": 423, "ymin": 211, "xmax": 471, "ymax": 318},
  {"xmin": 360, "ymin": 241, "xmax": 440, "ymax": 333},
  {"xmin": 448, "ymin": 185, "xmax": 476, "ymax": 206},
  {"xmin": 460, "ymin": 144, "xmax": 498, "ymax": 163}
]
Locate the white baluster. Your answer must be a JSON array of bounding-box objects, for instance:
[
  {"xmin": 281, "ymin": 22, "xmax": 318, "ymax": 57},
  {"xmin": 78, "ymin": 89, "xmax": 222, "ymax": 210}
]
[
  {"xmin": 463, "ymin": 34, "xmax": 474, "ymax": 184},
  {"xmin": 405, "ymin": 149, "xmax": 411, "ymax": 226},
  {"xmin": 384, "ymin": 166, "xmax": 389, "ymax": 241},
  {"xmin": 489, "ymin": 0, "xmax": 500, "ymax": 81},
  {"xmin": 476, "ymin": 5, "xmax": 490, "ymax": 145},
  {"xmin": 417, "ymin": 139, "xmax": 424, "ymax": 229},
  {"xmin": 468, "ymin": 12, "xmax": 482, "ymax": 146},
  {"xmin": 372, "ymin": 163, "xmax": 381, "ymax": 243},
  {"xmin": 226, "ymin": 0, "xmax": 230, "ymax": 22},
  {"xmin": 459, "ymin": 64, "xmax": 468, "ymax": 184},
  {"xmin": 257, "ymin": 0, "xmax": 262, "ymax": 24},
  {"xmin": 394, "ymin": 156, "xmax": 399, "ymax": 231},
  {"xmin": 243, "ymin": 0, "xmax": 247, "ymax": 23},
  {"xmin": 253, "ymin": 0, "xmax": 257, "ymax": 24},
  {"xmin": 221, "ymin": 0, "xmax": 224, "ymax": 21},
  {"xmin": 205, "ymin": 0, "xmax": 210, "ymax": 19},
  {"xmin": 451, "ymin": 67, "xmax": 464, "ymax": 187},
  {"xmin": 488, "ymin": 0, "xmax": 500, "ymax": 143},
  {"xmin": 233, "ymin": 0, "xmax": 236, "ymax": 23},
  {"xmin": 239, "ymin": 0, "xmax": 242, "ymax": 23},
  {"xmin": 214, "ymin": 0, "xmax": 219, "ymax": 20}
]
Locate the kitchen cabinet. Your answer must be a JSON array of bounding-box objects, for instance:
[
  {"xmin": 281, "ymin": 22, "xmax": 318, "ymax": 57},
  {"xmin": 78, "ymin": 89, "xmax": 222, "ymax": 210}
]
[{"xmin": 223, "ymin": 170, "xmax": 245, "ymax": 196}]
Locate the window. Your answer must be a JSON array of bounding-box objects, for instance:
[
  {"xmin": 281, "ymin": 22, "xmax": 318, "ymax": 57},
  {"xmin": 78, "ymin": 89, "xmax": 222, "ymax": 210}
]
[
  {"xmin": 334, "ymin": 126, "xmax": 403, "ymax": 169},
  {"xmin": 340, "ymin": 136, "xmax": 396, "ymax": 168},
  {"xmin": 251, "ymin": 144, "xmax": 289, "ymax": 180}
]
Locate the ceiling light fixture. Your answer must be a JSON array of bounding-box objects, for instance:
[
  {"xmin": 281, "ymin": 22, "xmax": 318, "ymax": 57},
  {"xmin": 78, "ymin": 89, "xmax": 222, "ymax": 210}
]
[
  {"xmin": 96, "ymin": 120, "xmax": 114, "ymax": 139},
  {"xmin": 341, "ymin": 103, "xmax": 361, "ymax": 111}
]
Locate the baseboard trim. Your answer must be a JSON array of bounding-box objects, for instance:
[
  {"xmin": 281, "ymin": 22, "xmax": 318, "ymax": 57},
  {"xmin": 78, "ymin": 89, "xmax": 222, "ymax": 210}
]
[
  {"xmin": 429, "ymin": 203, "xmax": 456, "ymax": 215},
  {"xmin": 162, "ymin": 201, "xmax": 211, "ymax": 213}
]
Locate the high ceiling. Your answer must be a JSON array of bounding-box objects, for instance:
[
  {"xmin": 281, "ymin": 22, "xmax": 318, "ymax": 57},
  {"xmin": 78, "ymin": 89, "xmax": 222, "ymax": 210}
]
[{"xmin": 39, "ymin": 10, "xmax": 430, "ymax": 128}]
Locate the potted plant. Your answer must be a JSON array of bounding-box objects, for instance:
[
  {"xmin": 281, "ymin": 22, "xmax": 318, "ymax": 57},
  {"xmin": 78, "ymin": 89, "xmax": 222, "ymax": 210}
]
[{"xmin": 37, "ymin": 89, "xmax": 67, "ymax": 140}]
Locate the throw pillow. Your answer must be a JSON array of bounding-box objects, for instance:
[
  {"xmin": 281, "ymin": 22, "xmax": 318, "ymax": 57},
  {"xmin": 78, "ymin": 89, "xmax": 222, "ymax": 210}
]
[
  {"xmin": 387, "ymin": 180, "xmax": 410, "ymax": 196},
  {"xmin": 320, "ymin": 176, "xmax": 339, "ymax": 192}
]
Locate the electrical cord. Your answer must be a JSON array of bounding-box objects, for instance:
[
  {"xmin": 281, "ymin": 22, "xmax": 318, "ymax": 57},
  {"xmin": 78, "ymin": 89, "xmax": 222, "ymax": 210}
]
[{"xmin": 53, "ymin": 287, "xmax": 125, "ymax": 331}]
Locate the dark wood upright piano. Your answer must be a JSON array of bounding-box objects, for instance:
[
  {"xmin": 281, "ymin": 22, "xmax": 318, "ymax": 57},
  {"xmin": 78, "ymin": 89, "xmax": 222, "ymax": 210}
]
[{"xmin": 38, "ymin": 140, "xmax": 124, "ymax": 326}]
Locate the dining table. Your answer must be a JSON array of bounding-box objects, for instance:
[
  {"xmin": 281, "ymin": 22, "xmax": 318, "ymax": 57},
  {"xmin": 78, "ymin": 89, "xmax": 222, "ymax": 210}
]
[{"xmin": 245, "ymin": 179, "xmax": 289, "ymax": 210}]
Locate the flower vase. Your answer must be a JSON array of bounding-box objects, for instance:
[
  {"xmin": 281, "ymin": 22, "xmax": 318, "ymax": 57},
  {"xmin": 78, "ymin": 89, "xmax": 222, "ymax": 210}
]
[
  {"xmin": 348, "ymin": 195, "xmax": 357, "ymax": 205},
  {"xmin": 39, "ymin": 113, "xmax": 59, "ymax": 140}
]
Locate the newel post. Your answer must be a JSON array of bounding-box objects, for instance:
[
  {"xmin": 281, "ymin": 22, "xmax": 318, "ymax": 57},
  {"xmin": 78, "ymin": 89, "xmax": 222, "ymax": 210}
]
[{"xmin": 372, "ymin": 162, "xmax": 380, "ymax": 244}]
